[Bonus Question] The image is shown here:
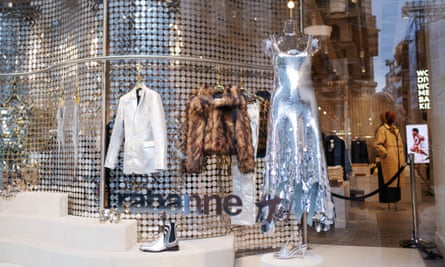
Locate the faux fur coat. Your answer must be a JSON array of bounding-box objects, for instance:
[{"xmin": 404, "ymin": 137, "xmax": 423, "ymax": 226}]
[{"xmin": 185, "ymin": 84, "xmax": 255, "ymax": 173}]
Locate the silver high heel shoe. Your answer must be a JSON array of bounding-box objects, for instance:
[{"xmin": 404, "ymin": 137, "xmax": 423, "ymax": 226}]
[
  {"xmin": 139, "ymin": 222, "xmax": 179, "ymax": 252},
  {"xmin": 274, "ymin": 242, "xmax": 308, "ymax": 259}
]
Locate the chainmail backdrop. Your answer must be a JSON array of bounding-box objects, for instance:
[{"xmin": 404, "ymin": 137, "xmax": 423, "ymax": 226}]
[{"xmin": 0, "ymin": 0, "xmax": 303, "ymax": 254}]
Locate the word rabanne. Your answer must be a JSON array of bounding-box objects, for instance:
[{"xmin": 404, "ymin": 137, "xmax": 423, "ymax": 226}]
[{"xmin": 117, "ymin": 191, "xmax": 244, "ymax": 216}]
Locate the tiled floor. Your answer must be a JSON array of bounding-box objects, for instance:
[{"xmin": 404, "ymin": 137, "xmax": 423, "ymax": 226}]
[{"xmin": 307, "ymin": 183, "xmax": 444, "ymax": 267}]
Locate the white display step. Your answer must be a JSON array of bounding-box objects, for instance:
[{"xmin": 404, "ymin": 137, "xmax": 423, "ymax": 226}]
[
  {"xmin": 0, "ymin": 263, "xmax": 24, "ymax": 267},
  {"xmin": 0, "ymin": 213, "xmax": 138, "ymax": 252},
  {"xmin": 0, "ymin": 192, "xmax": 234, "ymax": 267},
  {"xmin": 0, "ymin": 235, "xmax": 234, "ymax": 267},
  {"xmin": 260, "ymin": 252, "xmax": 324, "ymax": 267},
  {"xmin": 0, "ymin": 192, "xmax": 68, "ymax": 217}
]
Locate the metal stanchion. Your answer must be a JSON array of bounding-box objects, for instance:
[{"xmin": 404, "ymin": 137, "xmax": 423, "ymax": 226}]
[
  {"xmin": 400, "ymin": 153, "xmax": 420, "ymax": 247},
  {"xmin": 399, "ymin": 153, "xmax": 442, "ymax": 259}
]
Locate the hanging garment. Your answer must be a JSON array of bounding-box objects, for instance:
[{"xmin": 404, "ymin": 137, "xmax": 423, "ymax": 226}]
[
  {"xmin": 230, "ymin": 85, "xmax": 255, "ymax": 173},
  {"xmin": 73, "ymin": 96, "xmax": 81, "ymax": 168},
  {"xmin": 350, "ymin": 139, "xmax": 369, "ymax": 164},
  {"xmin": 258, "ymin": 23, "xmax": 334, "ymax": 233},
  {"xmin": 184, "ymin": 85, "xmax": 213, "ymax": 173},
  {"xmin": 324, "ymin": 134, "xmax": 352, "ymax": 180},
  {"xmin": 324, "ymin": 135, "xmax": 345, "ymax": 166},
  {"xmin": 105, "ymin": 85, "xmax": 167, "ymax": 174},
  {"xmin": 204, "ymin": 85, "xmax": 255, "ymax": 170},
  {"xmin": 255, "ymin": 90, "xmax": 271, "ymax": 158},
  {"xmin": 56, "ymin": 96, "xmax": 65, "ymax": 152},
  {"xmin": 185, "ymin": 85, "xmax": 255, "ymax": 174},
  {"xmin": 247, "ymin": 101, "xmax": 260, "ymax": 158},
  {"xmin": 231, "ymin": 101, "xmax": 260, "ymax": 226}
]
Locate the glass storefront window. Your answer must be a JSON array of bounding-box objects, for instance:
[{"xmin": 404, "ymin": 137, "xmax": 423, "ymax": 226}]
[{"xmin": 1, "ymin": 0, "xmax": 444, "ymax": 255}]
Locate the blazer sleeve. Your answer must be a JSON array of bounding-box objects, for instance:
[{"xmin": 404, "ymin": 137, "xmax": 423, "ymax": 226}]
[
  {"xmin": 151, "ymin": 91, "xmax": 168, "ymax": 171},
  {"xmin": 104, "ymin": 99, "xmax": 125, "ymax": 169}
]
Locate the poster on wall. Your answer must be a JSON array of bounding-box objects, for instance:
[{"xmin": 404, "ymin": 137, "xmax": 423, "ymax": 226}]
[{"xmin": 406, "ymin": 124, "xmax": 429, "ymax": 164}]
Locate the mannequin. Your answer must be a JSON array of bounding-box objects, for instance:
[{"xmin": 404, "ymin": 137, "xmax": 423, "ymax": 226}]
[
  {"xmin": 373, "ymin": 110, "xmax": 405, "ymax": 187},
  {"xmin": 258, "ymin": 20, "xmax": 334, "ymax": 234}
]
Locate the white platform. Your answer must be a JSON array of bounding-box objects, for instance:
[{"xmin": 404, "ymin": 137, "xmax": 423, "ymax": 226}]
[
  {"xmin": 0, "ymin": 235, "xmax": 235, "ymax": 267},
  {"xmin": 0, "ymin": 213, "xmax": 138, "ymax": 252},
  {"xmin": 0, "ymin": 192, "xmax": 234, "ymax": 267},
  {"xmin": 236, "ymin": 244, "xmax": 425, "ymax": 267},
  {"xmin": 0, "ymin": 192, "xmax": 426, "ymax": 267},
  {"xmin": 260, "ymin": 252, "xmax": 324, "ymax": 267},
  {"xmin": 0, "ymin": 192, "xmax": 68, "ymax": 217}
]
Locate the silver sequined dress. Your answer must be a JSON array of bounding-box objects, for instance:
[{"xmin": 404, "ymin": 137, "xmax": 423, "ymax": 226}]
[{"xmin": 259, "ymin": 22, "xmax": 334, "ymax": 233}]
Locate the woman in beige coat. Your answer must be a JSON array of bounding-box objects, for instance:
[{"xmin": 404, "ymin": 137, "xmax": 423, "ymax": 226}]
[{"xmin": 373, "ymin": 110, "xmax": 406, "ymax": 187}]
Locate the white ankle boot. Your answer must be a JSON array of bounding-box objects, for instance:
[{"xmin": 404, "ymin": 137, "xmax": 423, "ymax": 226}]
[{"xmin": 139, "ymin": 222, "xmax": 179, "ymax": 252}]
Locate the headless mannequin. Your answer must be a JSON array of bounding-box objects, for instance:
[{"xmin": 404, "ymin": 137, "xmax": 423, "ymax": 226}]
[{"xmin": 259, "ymin": 19, "xmax": 333, "ymax": 233}]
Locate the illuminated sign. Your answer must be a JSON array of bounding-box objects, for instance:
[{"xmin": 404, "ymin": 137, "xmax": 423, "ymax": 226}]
[
  {"xmin": 416, "ymin": 69, "xmax": 431, "ymax": 110},
  {"xmin": 406, "ymin": 124, "xmax": 429, "ymax": 164}
]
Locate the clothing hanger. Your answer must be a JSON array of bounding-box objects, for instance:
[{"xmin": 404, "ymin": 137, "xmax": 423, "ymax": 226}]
[
  {"xmin": 59, "ymin": 70, "xmax": 65, "ymax": 105},
  {"xmin": 75, "ymin": 69, "xmax": 81, "ymax": 105},
  {"xmin": 239, "ymin": 68, "xmax": 247, "ymax": 94},
  {"xmin": 133, "ymin": 62, "xmax": 148, "ymax": 105},
  {"xmin": 213, "ymin": 65, "xmax": 224, "ymax": 94},
  {"xmin": 4, "ymin": 77, "xmax": 24, "ymax": 106},
  {"xmin": 134, "ymin": 62, "xmax": 147, "ymax": 90},
  {"xmin": 239, "ymin": 68, "xmax": 260, "ymax": 102}
]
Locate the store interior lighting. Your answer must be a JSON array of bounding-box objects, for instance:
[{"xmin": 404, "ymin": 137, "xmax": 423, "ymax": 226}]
[{"xmin": 287, "ymin": 0, "xmax": 295, "ymax": 18}]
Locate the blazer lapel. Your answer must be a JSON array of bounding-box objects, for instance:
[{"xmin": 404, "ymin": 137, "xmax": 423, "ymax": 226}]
[{"xmin": 134, "ymin": 85, "xmax": 148, "ymax": 124}]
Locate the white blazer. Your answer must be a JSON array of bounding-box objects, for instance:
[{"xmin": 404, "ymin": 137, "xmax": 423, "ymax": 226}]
[{"xmin": 105, "ymin": 84, "xmax": 167, "ymax": 174}]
